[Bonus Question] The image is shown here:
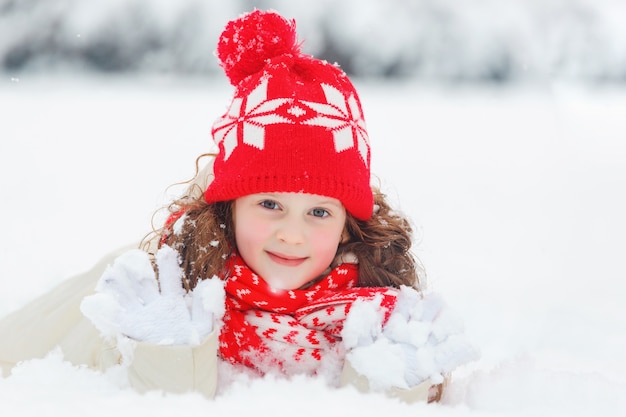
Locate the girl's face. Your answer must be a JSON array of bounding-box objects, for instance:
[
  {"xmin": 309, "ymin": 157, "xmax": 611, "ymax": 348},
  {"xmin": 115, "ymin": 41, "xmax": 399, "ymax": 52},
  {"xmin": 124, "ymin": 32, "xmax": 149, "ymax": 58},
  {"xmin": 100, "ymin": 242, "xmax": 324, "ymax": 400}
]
[{"xmin": 234, "ymin": 192, "xmax": 347, "ymax": 290}]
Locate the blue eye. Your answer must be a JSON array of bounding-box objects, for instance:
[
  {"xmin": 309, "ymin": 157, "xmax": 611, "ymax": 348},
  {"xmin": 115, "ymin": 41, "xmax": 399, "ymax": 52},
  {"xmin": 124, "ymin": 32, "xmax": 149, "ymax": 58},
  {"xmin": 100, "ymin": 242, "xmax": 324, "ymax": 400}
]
[
  {"xmin": 310, "ymin": 208, "xmax": 329, "ymax": 218},
  {"xmin": 260, "ymin": 200, "xmax": 279, "ymax": 210}
]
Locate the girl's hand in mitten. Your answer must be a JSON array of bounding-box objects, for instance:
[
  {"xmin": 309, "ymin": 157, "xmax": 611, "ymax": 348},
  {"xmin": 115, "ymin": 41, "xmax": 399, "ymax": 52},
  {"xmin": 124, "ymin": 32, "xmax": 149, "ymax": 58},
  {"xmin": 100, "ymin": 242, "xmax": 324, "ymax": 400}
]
[
  {"xmin": 391, "ymin": 291, "xmax": 479, "ymax": 386},
  {"xmin": 81, "ymin": 245, "xmax": 224, "ymax": 345},
  {"xmin": 342, "ymin": 287, "xmax": 479, "ymax": 391}
]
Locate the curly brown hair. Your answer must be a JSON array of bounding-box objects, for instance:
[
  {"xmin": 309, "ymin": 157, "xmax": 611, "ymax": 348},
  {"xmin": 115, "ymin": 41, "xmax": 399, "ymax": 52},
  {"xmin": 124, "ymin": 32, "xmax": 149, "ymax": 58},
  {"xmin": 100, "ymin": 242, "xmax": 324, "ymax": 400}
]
[{"xmin": 142, "ymin": 160, "xmax": 424, "ymax": 292}]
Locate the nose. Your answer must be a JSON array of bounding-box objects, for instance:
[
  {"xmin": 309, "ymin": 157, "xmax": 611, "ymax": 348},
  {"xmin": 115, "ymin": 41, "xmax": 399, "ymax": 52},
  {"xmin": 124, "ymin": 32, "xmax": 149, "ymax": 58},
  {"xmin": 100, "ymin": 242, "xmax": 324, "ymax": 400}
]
[{"xmin": 276, "ymin": 215, "xmax": 305, "ymax": 245}]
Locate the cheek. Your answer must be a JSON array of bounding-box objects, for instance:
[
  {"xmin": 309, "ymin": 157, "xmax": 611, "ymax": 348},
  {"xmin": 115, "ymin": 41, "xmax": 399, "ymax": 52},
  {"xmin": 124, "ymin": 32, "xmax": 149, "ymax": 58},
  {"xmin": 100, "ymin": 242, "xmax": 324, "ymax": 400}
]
[
  {"xmin": 235, "ymin": 216, "xmax": 271, "ymax": 254},
  {"xmin": 310, "ymin": 230, "xmax": 341, "ymax": 263}
]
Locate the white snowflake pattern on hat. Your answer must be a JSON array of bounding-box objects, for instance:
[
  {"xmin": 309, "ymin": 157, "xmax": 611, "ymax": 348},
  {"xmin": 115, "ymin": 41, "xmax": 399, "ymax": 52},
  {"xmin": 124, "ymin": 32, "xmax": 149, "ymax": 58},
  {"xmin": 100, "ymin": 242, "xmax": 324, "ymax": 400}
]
[{"xmin": 212, "ymin": 78, "xmax": 369, "ymax": 166}]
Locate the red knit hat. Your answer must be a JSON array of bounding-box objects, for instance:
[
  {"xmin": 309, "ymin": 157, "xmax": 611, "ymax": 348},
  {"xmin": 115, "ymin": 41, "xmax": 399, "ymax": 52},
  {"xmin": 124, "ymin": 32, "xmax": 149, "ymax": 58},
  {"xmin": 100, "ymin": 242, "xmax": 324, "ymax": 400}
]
[{"xmin": 205, "ymin": 10, "xmax": 373, "ymax": 220}]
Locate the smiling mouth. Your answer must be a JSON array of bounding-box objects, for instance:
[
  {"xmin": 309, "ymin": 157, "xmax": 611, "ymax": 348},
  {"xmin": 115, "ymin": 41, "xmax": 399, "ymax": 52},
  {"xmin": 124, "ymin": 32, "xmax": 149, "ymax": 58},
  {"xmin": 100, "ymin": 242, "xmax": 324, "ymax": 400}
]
[{"xmin": 266, "ymin": 251, "xmax": 307, "ymax": 267}]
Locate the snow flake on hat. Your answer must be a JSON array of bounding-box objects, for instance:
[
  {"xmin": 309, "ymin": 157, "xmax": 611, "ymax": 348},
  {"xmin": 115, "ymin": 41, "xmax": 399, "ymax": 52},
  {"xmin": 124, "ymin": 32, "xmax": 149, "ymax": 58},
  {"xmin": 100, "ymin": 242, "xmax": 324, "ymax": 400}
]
[{"xmin": 212, "ymin": 78, "xmax": 369, "ymax": 166}]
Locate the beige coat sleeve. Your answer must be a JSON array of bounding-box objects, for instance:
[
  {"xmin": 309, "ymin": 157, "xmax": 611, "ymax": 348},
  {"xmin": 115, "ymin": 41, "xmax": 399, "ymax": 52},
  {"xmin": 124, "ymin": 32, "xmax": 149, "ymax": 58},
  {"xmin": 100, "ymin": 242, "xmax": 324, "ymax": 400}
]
[
  {"xmin": 0, "ymin": 245, "xmax": 134, "ymax": 375},
  {"xmin": 99, "ymin": 331, "xmax": 218, "ymax": 398},
  {"xmin": 339, "ymin": 358, "xmax": 433, "ymax": 403},
  {"xmin": 0, "ymin": 243, "xmax": 219, "ymax": 398},
  {"xmin": 107, "ymin": 157, "xmax": 219, "ymax": 397}
]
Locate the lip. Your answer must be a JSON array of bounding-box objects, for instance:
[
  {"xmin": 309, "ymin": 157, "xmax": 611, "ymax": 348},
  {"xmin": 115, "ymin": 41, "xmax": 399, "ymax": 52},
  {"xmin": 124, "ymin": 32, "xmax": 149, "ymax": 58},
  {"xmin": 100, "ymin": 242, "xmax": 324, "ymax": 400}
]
[{"xmin": 266, "ymin": 251, "xmax": 307, "ymax": 267}]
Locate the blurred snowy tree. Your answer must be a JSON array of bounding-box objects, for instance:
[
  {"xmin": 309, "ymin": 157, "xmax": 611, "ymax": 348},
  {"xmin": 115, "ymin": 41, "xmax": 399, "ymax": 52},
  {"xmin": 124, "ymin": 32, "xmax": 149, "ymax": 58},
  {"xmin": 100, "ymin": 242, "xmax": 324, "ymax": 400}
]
[{"xmin": 1, "ymin": 0, "xmax": 625, "ymax": 84}]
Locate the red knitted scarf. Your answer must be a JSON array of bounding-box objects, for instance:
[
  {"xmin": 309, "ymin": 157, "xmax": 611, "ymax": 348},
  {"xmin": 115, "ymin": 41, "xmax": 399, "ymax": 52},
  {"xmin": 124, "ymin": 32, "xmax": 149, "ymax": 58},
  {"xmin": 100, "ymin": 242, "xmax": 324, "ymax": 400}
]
[{"xmin": 219, "ymin": 256, "xmax": 398, "ymax": 375}]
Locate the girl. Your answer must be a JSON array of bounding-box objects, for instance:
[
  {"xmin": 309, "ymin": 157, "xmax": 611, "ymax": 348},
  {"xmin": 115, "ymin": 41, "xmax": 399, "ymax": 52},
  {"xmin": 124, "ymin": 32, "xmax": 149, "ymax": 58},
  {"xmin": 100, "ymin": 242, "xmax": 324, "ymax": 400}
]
[{"xmin": 0, "ymin": 10, "xmax": 476, "ymax": 402}]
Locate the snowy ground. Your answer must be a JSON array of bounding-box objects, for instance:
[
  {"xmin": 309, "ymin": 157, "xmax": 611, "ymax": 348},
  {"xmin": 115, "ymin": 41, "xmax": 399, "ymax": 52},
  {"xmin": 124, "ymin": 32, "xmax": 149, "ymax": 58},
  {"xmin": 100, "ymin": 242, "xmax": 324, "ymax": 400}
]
[{"xmin": 1, "ymin": 76, "xmax": 625, "ymax": 416}]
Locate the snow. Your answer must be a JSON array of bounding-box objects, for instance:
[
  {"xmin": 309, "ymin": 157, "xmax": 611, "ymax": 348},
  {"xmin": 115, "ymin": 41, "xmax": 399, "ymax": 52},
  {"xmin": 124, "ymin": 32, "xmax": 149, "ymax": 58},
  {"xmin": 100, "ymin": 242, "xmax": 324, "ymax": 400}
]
[{"xmin": 1, "ymin": 76, "xmax": 626, "ymax": 416}]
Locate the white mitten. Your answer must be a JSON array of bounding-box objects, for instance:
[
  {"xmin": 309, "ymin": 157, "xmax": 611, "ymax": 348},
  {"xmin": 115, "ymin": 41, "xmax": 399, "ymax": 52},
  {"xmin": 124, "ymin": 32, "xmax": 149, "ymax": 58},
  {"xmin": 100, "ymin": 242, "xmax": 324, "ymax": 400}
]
[
  {"xmin": 81, "ymin": 245, "xmax": 224, "ymax": 345},
  {"xmin": 343, "ymin": 286, "xmax": 479, "ymax": 391}
]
